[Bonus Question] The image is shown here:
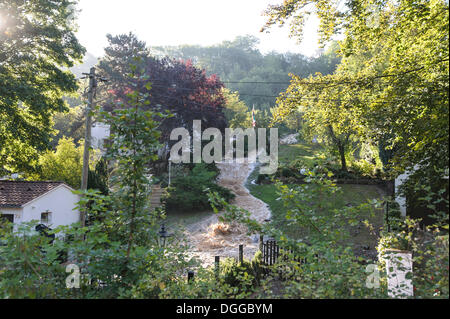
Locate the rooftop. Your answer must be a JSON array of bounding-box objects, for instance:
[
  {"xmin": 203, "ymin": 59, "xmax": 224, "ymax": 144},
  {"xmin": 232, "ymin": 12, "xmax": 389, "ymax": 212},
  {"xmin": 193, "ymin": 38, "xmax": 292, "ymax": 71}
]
[{"xmin": 0, "ymin": 181, "xmax": 67, "ymax": 208}]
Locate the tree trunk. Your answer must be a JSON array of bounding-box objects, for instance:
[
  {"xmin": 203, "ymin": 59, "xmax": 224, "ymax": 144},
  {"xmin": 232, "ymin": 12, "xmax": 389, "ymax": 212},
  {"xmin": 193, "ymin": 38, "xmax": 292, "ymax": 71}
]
[{"xmin": 339, "ymin": 145, "xmax": 348, "ymax": 172}]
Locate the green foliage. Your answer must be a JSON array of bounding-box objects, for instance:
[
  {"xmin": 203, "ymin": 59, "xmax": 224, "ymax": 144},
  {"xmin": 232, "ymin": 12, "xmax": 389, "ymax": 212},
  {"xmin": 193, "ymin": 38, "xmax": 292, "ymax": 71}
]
[
  {"xmin": 270, "ymin": 242, "xmax": 386, "ymax": 298},
  {"xmin": 377, "ymin": 216, "xmax": 449, "ymax": 298},
  {"xmin": 99, "ymin": 63, "xmax": 171, "ymax": 255},
  {"xmin": 276, "ymin": 166, "xmax": 376, "ymax": 244},
  {"xmin": 165, "ymin": 163, "xmax": 234, "ymax": 212},
  {"xmin": 0, "ymin": 190, "xmax": 193, "ymax": 299},
  {"xmin": 0, "ymin": 65, "xmax": 191, "ymax": 299},
  {"xmin": 222, "ymin": 88, "xmax": 252, "ymax": 128},
  {"xmin": 211, "ymin": 167, "xmax": 387, "ymax": 298},
  {"xmin": 37, "ymin": 137, "xmax": 98, "ymax": 189},
  {"xmin": 219, "ymin": 253, "xmax": 262, "ymax": 297},
  {"xmin": 0, "ymin": 221, "xmax": 71, "ymax": 298},
  {"xmin": 398, "ymin": 167, "xmax": 449, "ymax": 225},
  {"xmin": 266, "ymin": 0, "xmax": 449, "ymax": 180},
  {"xmin": 87, "ymin": 157, "xmax": 109, "ymax": 195},
  {"xmin": 33, "ymin": 137, "xmax": 107, "ymax": 192},
  {"xmin": 50, "ymin": 103, "xmax": 85, "ymax": 148},
  {"xmin": 272, "ymin": 71, "xmax": 359, "ymax": 172},
  {"xmin": 150, "ymin": 35, "xmax": 340, "ymax": 111},
  {"xmin": 0, "ymin": 0, "xmax": 85, "ymax": 173},
  {"xmin": 350, "ymin": 160, "xmax": 377, "ymax": 178}
]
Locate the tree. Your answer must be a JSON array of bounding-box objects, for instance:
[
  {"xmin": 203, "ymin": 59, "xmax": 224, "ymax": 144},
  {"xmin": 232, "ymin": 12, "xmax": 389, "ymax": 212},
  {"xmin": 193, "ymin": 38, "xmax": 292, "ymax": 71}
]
[
  {"xmin": 264, "ymin": 0, "xmax": 449, "ymax": 178},
  {"xmin": 150, "ymin": 35, "xmax": 340, "ymax": 111},
  {"xmin": 98, "ymin": 33, "xmax": 227, "ymax": 141},
  {"xmin": 0, "ymin": 0, "xmax": 85, "ymax": 174},
  {"xmin": 100, "ymin": 64, "xmax": 168, "ymax": 260},
  {"xmin": 222, "ymin": 88, "xmax": 252, "ymax": 128},
  {"xmin": 273, "ymin": 72, "xmax": 360, "ymax": 172},
  {"xmin": 51, "ymin": 104, "xmax": 85, "ymax": 148},
  {"xmin": 38, "ymin": 137, "xmax": 98, "ymax": 189}
]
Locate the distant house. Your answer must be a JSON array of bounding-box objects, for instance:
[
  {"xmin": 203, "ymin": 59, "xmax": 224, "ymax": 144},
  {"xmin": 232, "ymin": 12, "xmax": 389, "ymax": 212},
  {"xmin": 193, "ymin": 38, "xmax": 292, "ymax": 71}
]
[
  {"xmin": 91, "ymin": 122, "xmax": 110, "ymax": 153},
  {"xmin": 395, "ymin": 171, "xmax": 410, "ymax": 217},
  {"xmin": 0, "ymin": 181, "xmax": 80, "ymax": 230},
  {"xmin": 395, "ymin": 166, "xmax": 449, "ymax": 224}
]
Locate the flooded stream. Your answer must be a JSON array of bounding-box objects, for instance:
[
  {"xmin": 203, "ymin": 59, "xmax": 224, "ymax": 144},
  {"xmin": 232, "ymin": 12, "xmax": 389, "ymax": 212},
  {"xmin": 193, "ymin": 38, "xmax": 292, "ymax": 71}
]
[{"xmin": 185, "ymin": 160, "xmax": 271, "ymax": 267}]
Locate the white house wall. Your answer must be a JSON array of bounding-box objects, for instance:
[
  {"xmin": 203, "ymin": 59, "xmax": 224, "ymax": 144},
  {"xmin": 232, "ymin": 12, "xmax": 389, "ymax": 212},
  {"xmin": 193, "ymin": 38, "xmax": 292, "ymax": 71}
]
[
  {"xmin": 91, "ymin": 122, "xmax": 110, "ymax": 152},
  {"xmin": 21, "ymin": 186, "xmax": 80, "ymax": 228},
  {"xmin": 395, "ymin": 172, "xmax": 409, "ymax": 217},
  {"xmin": 395, "ymin": 165, "xmax": 421, "ymax": 217},
  {"xmin": 0, "ymin": 207, "xmax": 21, "ymax": 223}
]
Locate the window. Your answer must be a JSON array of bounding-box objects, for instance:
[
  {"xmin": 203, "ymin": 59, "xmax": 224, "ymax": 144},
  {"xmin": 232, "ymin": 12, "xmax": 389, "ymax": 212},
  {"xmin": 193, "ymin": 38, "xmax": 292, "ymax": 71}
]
[
  {"xmin": 41, "ymin": 212, "xmax": 51, "ymax": 224},
  {"xmin": 0, "ymin": 214, "xmax": 14, "ymax": 223},
  {"xmin": 0, "ymin": 214, "xmax": 14, "ymax": 233}
]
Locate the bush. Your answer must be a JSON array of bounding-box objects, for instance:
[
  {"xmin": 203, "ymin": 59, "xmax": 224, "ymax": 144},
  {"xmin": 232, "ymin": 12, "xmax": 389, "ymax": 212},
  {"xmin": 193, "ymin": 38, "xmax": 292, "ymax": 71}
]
[
  {"xmin": 220, "ymin": 252, "xmax": 263, "ymax": 296},
  {"xmin": 165, "ymin": 163, "xmax": 234, "ymax": 212},
  {"xmin": 256, "ymin": 173, "xmax": 270, "ymax": 184},
  {"xmin": 351, "ymin": 160, "xmax": 377, "ymax": 178},
  {"xmin": 332, "ymin": 169, "xmax": 357, "ymax": 179}
]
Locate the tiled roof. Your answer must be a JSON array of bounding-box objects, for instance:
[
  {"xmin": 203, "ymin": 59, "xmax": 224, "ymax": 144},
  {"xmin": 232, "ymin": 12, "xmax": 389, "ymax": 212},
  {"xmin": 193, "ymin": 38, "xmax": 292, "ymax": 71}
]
[{"xmin": 0, "ymin": 181, "xmax": 66, "ymax": 208}]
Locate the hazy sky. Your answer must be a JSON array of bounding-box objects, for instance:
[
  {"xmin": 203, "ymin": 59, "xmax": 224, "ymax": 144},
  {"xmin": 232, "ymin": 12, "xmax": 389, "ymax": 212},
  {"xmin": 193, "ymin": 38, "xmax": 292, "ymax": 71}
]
[{"xmin": 76, "ymin": 0, "xmax": 320, "ymax": 58}]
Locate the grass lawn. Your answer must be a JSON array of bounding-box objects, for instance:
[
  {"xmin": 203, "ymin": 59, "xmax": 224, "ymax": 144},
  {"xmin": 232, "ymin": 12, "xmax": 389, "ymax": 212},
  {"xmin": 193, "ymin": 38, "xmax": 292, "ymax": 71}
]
[
  {"xmin": 248, "ymin": 182, "xmax": 385, "ymax": 239},
  {"xmin": 247, "ymin": 141, "xmax": 386, "ymax": 257},
  {"xmin": 278, "ymin": 142, "xmax": 323, "ymax": 166}
]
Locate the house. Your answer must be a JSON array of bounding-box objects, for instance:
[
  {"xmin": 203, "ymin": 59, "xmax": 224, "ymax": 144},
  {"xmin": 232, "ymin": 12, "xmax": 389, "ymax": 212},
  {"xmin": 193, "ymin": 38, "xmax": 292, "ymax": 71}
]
[
  {"xmin": 395, "ymin": 171, "xmax": 410, "ymax": 217},
  {"xmin": 91, "ymin": 122, "xmax": 110, "ymax": 153},
  {"xmin": 395, "ymin": 166, "xmax": 449, "ymax": 224},
  {"xmin": 0, "ymin": 181, "xmax": 80, "ymax": 230}
]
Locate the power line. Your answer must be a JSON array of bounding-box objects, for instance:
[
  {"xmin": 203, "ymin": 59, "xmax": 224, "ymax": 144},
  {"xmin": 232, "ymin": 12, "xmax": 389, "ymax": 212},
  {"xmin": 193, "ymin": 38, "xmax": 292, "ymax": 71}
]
[
  {"xmin": 146, "ymin": 58, "xmax": 448, "ymax": 87},
  {"xmin": 150, "ymin": 83, "xmax": 281, "ymax": 98},
  {"xmin": 150, "ymin": 90, "xmax": 390, "ymax": 109},
  {"xmin": 149, "ymin": 83, "xmax": 445, "ymax": 103}
]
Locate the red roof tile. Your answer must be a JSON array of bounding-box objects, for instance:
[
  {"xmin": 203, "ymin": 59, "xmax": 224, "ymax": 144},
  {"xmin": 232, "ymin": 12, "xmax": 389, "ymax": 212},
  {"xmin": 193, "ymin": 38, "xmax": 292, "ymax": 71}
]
[{"xmin": 0, "ymin": 181, "xmax": 66, "ymax": 208}]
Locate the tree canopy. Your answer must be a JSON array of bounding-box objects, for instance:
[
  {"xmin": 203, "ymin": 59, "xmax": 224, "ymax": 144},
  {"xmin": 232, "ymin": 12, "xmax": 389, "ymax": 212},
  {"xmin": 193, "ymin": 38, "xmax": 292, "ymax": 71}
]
[
  {"xmin": 0, "ymin": 0, "xmax": 85, "ymax": 174},
  {"xmin": 222, "ymin": 88, "xmax": 252, "ymax": 129},
  {"xmin": 149, "ymin": 35, "xmax": 341, "ymax": 111},
  {"xmin": 268, "ymin": 0, "xmax": 449, "ymax": 177},
  {"xmin": 97, "ymin": 33, "xmax": 227, "ymax": 142}
]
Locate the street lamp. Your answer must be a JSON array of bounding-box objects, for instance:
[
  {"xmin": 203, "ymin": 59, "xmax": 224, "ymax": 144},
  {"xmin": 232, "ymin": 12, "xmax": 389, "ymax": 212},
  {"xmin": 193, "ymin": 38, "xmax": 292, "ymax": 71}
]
[{"xmin": 158, "ymin": 223, "xmax": 172, "ymax": 247}]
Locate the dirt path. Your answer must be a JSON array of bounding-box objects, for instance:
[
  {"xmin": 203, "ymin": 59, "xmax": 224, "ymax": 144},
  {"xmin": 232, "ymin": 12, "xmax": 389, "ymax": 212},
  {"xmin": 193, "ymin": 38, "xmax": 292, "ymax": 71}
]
[{"xmin": 185, "ymin": 161, "xmax": 271, "ymax": 267}]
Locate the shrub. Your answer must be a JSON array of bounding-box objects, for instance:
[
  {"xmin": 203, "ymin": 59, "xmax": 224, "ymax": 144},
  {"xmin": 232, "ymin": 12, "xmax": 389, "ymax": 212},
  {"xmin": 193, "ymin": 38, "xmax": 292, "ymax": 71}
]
[
  {"xmin": 219, "ymin": 252, "xmax": 263, "ymax": 296},
  {"xmin": 165, "ymin": 163, "xmax": 234, "ymax": 212},
  {"xmin": 351, "ymin": 160, "xmax": 377, "ymax": 178},
  {"xmin": 376, "ymin": 217, "xmax": 449, "ymax": 298},
  {"xmin": 256, "ymin": 173, "xmax": 270, "ymax": 184}
]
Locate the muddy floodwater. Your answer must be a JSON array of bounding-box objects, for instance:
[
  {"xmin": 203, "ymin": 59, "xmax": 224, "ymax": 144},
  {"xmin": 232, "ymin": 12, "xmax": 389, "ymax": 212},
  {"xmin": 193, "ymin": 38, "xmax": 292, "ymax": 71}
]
[{"xmin": 185, "ymin": 161, "xmax": 271, "ymax": 267}]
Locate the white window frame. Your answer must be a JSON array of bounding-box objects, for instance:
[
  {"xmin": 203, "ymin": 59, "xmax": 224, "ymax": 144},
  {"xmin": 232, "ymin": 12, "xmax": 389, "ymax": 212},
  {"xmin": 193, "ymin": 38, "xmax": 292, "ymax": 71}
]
[{"xmin": 40, "ymin": 211, "xmax": 52, "ymax": 224}]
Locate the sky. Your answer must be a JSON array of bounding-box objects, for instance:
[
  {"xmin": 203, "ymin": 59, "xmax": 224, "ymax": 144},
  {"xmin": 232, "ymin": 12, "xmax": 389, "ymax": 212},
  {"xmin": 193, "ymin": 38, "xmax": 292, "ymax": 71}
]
[{"xmin": 76, "ymin": 0, "xmax": 320, "ymax": 59}]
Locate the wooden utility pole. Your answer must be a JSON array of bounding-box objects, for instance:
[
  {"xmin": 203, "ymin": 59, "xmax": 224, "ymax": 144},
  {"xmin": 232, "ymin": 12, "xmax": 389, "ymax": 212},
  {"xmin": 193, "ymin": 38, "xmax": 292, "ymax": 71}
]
[{"xmin": 80, "ymin": 67, "xmax": 97, "ymax": 226}]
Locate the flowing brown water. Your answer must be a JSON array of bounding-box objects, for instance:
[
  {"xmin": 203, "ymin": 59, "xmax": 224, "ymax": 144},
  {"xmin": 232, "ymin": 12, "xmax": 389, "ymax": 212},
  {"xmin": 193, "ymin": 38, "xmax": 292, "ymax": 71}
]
[{"xmin": 185, "ymin": 160, "xmax": 271, "ymax": 267}]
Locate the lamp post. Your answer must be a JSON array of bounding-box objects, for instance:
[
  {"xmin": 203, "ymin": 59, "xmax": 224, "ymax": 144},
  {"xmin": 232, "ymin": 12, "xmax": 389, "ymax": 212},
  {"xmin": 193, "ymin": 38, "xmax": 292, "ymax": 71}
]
[{"xmin": 158, "ymin": 223, "xmax": 172, "ymax": 247}]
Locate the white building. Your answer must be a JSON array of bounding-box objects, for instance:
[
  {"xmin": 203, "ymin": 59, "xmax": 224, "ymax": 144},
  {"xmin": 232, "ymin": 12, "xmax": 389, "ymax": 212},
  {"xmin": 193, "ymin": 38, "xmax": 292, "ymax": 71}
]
[
  {"xmin": 395, "ymin": 165, "xmax": 449, "ymax": 218},
  {"xmin": 0, "ymin": 181, "xmax": 80, "ymax": 230},
  {"xmin": 395, "ymin": 171, "xmax": 410, "ymax": 217},
  {"xmin": 91, "ymin": 122, "xmax": 110, "ymax": 153}
]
